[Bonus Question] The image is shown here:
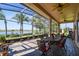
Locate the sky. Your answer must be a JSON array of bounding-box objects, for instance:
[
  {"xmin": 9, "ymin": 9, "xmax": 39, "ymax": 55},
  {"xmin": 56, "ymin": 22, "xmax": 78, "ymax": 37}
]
[
  {"xmin": 0, "ymin": 10, "xmax": 32, "ymax": 30},
  {"xmin": 60, "ymin": 23, "xmax": 73, "ymax": 29},
  {"xmin": 0, "ymin": 3, "xmax": 73, "ymax": 30}
]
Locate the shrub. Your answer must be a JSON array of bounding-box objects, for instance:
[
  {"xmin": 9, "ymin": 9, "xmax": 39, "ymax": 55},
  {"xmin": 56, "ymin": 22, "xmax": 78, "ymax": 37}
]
[
  {"xmin": 0, "ymin": 35, "xmax": 6, "ymax": 42},
  {"xmin": 23, "ymin": 33, "xmax": 32, "ymax": 36},
  {"xmin": 9, "ymin": 34, "xmax": 20, "ymax": 37}
]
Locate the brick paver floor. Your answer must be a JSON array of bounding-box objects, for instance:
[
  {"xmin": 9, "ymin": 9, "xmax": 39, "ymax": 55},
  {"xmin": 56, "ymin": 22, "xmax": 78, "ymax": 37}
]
[{"xmin": 8, "ymin": 38, "xmax": 42, "ymax": 56}]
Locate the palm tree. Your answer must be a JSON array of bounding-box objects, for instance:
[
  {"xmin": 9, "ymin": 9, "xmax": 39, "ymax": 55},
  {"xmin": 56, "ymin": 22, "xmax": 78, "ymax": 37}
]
[
  {"xmin": 51, "ymin": 21, "xmax": 58, "ymax": 33},
  {"xmin": 32, "ymin": 17, "xmax": 45, "ymax": 34},
  {"xmin": 12, "ymin": 12, "xmax": 29, "ymax": 36},
  {"xmin": 0, "ymin": 10, "xmax": 7, "ymax": 37}
]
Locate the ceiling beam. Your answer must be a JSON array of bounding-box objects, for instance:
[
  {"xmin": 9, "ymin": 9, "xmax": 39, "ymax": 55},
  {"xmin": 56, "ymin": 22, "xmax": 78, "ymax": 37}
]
[
  {"xmin": 60, "ymin": 20, "xmax": 75, "ymax": 23},
  {"xmin": 33, "ymin": 3, "xmax": 60, "ymax": 23}
]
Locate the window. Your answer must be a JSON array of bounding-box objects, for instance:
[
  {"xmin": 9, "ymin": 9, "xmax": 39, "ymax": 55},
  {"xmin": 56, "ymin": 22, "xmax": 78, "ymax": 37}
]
[
  {"xmin": 51, "ymin": 20, "xmax": 59, "ymax": 34},
  {"xmin": 60, "ymin": 23, "xmax": 73, "ymax": 36},
  {"xmin": 0, "ymin": 3, "xmax": 51, "ymax": 39}
]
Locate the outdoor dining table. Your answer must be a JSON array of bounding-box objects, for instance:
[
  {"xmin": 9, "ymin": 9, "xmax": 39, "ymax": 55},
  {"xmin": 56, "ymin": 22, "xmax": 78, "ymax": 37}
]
[{"xmin": 42, "ymin": 35, "xmax": 61, "ymax": 43}]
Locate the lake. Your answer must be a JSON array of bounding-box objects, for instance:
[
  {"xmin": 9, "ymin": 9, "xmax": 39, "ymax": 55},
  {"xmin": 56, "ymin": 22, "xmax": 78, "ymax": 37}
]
[{"xmin": 0, "ymin": 31, "xmax": 32, "ymax": 35}]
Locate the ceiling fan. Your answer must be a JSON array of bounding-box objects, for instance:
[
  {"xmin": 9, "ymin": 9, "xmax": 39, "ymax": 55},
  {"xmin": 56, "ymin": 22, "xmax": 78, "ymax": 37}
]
[
  {"xmin": 52, "ymin": 3, "xmax": 70, "ymax": 12},
  {"xmin": 61, "ymin": 13, "xmax": 69, "ymax": 22}
]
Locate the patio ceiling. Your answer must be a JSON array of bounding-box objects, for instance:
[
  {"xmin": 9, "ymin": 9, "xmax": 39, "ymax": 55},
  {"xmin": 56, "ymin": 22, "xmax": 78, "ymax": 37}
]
[{"xmin": 24, "ymin": 3, "xmax": 79, "ymax": 23}]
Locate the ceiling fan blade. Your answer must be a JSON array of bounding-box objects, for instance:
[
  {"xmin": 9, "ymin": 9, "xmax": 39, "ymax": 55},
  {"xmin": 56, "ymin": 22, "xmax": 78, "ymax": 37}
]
[
  {"xmin": 52, "ymin": 3, "xmax": 70, "ymax": 11},
  {"xmin": 62, "ymin": 4, "xmax": 70, "ymax": 8}
]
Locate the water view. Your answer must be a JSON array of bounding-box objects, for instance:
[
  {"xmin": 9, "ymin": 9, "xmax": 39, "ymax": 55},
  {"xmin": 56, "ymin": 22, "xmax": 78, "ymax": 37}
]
[{"xmin": 0, "ymin": 31, "xmax": 32, "ymax": 35}]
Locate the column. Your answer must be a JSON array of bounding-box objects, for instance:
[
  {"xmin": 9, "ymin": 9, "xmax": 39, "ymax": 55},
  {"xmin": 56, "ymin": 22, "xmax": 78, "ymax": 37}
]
[
  {"xmin": 58, "ymin": 23, "xmax": 60, "ymax": 34},
  {"xmin": 49, "ymin": 19, "xmax": 52, "ymax": 37},
  {"xmin": 32, "ymin": 20, "xmax": 33, "ymax": 35}
]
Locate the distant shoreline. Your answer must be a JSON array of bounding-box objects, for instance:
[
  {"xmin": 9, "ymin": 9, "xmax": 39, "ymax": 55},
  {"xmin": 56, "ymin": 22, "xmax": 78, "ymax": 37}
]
[
  {"xmin": 0, "ymin": 30, "xmax": 32, "ymax": 32},
  {"xmin": 0, "ymin": 30, "xmax": 32, "ymax": 35}
]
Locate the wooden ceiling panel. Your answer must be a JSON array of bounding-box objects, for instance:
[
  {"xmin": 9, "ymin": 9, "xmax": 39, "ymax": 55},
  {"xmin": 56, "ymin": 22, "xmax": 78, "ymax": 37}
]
[
  {"xmin": 24, "ymin": 3, "xmax": 79, "ymax": 23},
  {"xmin": 39, "ymin": 3, "xmax": 63, "ymax": 23},
  {"xmin": 24, "ymin": 3, "xmax": 50, "ymax": 19}
]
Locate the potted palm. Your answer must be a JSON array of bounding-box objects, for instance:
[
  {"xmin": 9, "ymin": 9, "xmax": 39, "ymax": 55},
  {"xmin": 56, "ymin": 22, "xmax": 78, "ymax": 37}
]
[
  {"xmin": 0, "ymin": 35, "xmax": 8, "ymax": 56},
  {"xmin": 0, "ymin": 35, "xmax": 6, "ymax": 44}
]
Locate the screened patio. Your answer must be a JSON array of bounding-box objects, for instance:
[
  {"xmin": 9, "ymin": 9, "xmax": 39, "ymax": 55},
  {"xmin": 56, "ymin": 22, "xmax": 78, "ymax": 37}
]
[{"xmin": 0, "ymin": 3, "xmax": 79, "ymax": 56}]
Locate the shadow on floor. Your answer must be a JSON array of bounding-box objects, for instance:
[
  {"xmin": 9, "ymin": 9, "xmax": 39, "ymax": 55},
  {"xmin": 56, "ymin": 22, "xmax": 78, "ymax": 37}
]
[
  {"xmin": 22, "ymin": 49, "xmax": 42, "ymax": 56},
  {"xmin": 8, "ymin": 43, "xmax": 41, "ymax": 56}
]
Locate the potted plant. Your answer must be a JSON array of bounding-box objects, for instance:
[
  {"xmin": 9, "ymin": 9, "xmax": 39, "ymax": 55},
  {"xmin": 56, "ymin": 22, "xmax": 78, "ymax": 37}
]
[{"xmin": 0, "ymin": 35, "xmax": 6, "ymax": 44}]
